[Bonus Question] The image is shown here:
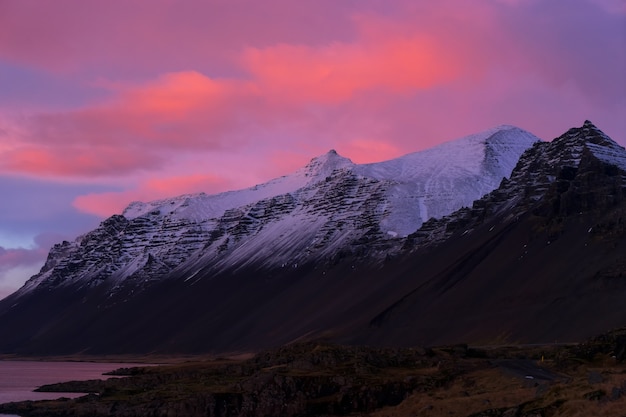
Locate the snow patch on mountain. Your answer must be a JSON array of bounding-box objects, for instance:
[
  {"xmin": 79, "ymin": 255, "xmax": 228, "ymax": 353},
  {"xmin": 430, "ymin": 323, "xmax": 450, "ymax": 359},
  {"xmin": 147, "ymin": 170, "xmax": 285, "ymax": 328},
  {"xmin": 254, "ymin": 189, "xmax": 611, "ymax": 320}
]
[
  {"xmin": 354, "ymin": 125, "xmax": 539, "ymax": 235},
  {"xmin": 123, "ymin": 126, "xmax": 537, "ymax": 235},
  {"xmin": 579, "ymin": 121, "xmax": 626, "ymax": 172}
]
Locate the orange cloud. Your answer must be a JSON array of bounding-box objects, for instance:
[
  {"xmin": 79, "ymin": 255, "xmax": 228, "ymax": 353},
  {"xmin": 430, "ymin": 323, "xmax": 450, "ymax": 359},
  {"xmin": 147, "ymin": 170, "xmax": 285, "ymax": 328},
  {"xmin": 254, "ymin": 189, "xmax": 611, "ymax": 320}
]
[
  {"xmin": 72, "ymin": 173, "xmax": 233, "ymax": 217},
  {"xmin": 243, "ymin": 34, "xmax": 458, "ymax": 103}
]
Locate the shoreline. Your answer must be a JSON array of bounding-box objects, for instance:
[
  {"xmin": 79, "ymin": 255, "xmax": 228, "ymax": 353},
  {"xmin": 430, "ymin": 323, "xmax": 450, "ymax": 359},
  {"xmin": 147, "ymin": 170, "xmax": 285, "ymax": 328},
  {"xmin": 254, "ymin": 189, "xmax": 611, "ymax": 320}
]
[{"xmin": 0, "ymin": 352, "xmax": 256, "ymax": 364}]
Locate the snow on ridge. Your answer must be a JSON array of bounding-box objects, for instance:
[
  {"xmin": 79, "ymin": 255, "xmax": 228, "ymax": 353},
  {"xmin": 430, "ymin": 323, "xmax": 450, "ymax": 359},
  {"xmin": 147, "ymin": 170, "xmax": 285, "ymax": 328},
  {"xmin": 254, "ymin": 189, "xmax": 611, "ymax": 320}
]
[
  {"xmin": 355, "ymin": 125, "xmax": 539, "ymax": 180},
  {"xmin": 122, "ymin": 125, "xmax": 539, "ymax": 231},
  {"xmin": 299, "ymin": 149, "xmax": 354, "ymax": 177},
  {"xmin": 586, "ymin": 142, "xmax": 626, "ymax": 172},
  {"xmin": 123, "ymin": 150, "xmax": 356, "ymax": 221},
  {"xmin": 580, "ymin": 121, "xmax": 626, "ymax": 172},
  {"xmin": 544, "ymin": 120, "xmax": 626, "ymax": 173},
  {"xmin": 480, "ymin": 126, "xmax": 543, "ymax": 178},
  {"xmin": 351, "ymin": 125, "xmax": 540, "ymax": 236}
]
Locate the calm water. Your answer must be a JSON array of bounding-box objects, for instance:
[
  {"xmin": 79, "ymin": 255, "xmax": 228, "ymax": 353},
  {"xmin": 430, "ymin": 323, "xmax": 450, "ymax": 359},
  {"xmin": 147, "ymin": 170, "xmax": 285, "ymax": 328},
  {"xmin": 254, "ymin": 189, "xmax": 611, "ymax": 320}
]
[{"xmin": 0, "ymin": 360, "xmax": 149, "ymax": 417}]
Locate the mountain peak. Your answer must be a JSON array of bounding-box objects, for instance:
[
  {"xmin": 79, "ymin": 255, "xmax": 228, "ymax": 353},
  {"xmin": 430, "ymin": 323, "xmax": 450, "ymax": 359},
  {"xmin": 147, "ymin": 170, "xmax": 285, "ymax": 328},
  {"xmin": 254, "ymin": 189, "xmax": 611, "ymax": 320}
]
[
  {"xmin": 302, "ymin": 149, "xmax": 354, "ymax": 178},
  {"xmin": 579, "ymin": 119, "xmax": 610, "ymax": 141},
  {"xmin": 549, "ymin": 121, "xmax": 626, "ymax": 172},
  {"xmin": 559, "ymin": 120, "xmax": 611, "ymax": 144},
  {"xmin": 583, "ymin": 119, "xmax": 602, "ymax": 130}
]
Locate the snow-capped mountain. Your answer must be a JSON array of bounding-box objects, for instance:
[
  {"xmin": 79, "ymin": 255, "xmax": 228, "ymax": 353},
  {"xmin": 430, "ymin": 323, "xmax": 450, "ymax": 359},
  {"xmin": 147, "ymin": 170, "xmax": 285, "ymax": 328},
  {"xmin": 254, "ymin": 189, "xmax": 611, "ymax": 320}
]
[
  {"xmin": 2, "ymin": 121, "xmax": 624, "ymax": 355},
  {"xmin": 16, "ymin": 125, "xmax": 538, "ymax": 296}
]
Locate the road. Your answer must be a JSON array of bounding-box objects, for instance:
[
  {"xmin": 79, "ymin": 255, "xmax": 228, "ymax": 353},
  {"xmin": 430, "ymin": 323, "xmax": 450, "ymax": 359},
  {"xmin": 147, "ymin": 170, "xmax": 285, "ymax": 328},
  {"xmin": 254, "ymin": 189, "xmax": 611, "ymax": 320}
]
[{"xmin": 491, "ymin": 359, "xmax": 567, "ymax": 382}]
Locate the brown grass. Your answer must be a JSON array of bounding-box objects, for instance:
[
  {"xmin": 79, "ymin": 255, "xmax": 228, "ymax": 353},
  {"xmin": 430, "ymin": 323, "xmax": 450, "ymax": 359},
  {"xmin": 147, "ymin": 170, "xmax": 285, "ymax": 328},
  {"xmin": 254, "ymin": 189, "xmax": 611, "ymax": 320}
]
[
  {"xmin": 369, "ymin": 354, "xmax": 626, "ymax": 417},
  {"xmin": 370, "ymin": 366, "xmax": 536, "ymax": 417}
]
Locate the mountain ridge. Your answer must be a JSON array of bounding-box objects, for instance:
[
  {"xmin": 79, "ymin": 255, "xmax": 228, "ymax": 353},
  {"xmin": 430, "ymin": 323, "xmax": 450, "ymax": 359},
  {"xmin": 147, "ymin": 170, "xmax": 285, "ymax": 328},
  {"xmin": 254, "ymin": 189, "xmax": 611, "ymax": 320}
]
[
  {"xmin": 0, "ymin": 121, "xmax": 624, "ymax": 355},
  {"xmin": 12, "ymin": 124, "xmax": 539, "ymax": 300}
]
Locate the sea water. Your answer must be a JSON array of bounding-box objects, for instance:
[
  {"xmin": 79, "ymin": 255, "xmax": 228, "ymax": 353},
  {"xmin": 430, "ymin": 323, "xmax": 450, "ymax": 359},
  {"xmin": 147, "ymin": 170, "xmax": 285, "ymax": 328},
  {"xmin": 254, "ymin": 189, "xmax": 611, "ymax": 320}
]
[{"xmin": 0, "ymin": 360, "xmax": 148, "ymax": 417}]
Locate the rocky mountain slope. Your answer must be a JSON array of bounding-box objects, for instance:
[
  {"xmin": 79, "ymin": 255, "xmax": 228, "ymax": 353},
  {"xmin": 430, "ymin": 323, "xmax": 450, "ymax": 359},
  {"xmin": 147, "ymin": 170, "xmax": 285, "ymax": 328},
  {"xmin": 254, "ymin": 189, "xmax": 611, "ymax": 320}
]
[
  {"xmin": 0, "ymin": 121, "xmax": 624, "ymax": 355},
  {"xmin": 12, "ymin": 125, "xmax": 538, "ymax": 298},
  {"xmin": 359, "ymin": 120, "xmax": 626, "ymax": 346}
]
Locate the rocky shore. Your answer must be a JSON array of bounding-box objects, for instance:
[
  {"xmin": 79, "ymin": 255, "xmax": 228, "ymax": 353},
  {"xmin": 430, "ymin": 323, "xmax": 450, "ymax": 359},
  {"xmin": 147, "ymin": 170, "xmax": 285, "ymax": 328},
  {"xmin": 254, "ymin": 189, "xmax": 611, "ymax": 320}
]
[{"xmin": 1, "ymin": 330, "xmax": 625, "ymax": 417}]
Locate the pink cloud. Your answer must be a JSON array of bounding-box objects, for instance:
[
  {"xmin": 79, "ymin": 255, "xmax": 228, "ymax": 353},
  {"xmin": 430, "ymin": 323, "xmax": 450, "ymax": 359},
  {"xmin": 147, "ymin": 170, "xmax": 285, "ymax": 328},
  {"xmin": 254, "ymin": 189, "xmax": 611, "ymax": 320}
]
[
  {"xmin": 263, "ymin": 150, "xmax": 317, "ymax": 180},
  {"xmin": 1, "ymin": 145, "xmax": 163, "ymax": 177},
  {"xmin": 338, "ymin": 139, "xmax": 402, "ymax": 164},
  {"xmin": 0, "ymin": 71, "xmax": 263, "ymax": 177},
  {"xmin": 2, "ymin": 44, "xmax": 459, "ymax": 179},
  {"xmin": 0, "ymin": 246, "xmax": 46, "ymax": 270},
  {"xmin": 0, "ymin": 0, "xmax": 361, "ymax": 74},
  {"xmin": 0, "ymin": 0, "xmax": 623, "ymax": 185},
  {"xmin": 27, "ymin": 71, "xmax": 258, "ymax": 149}
]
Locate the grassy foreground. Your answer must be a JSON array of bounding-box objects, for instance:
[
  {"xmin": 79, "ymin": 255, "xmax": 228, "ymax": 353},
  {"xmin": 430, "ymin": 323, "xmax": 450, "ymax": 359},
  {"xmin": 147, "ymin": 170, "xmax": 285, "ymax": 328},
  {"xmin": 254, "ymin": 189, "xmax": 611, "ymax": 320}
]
[{"xmin": 0, "ymin": 330, "xmax": 625, "ymax": 417}]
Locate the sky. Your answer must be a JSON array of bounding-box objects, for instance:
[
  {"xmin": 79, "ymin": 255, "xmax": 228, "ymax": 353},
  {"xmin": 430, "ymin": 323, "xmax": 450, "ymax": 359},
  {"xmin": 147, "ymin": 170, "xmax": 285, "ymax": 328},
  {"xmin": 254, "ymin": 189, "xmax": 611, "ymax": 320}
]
[{"xmin": 0, "ymin": 0, "xmax": 624, "ymax": 299}]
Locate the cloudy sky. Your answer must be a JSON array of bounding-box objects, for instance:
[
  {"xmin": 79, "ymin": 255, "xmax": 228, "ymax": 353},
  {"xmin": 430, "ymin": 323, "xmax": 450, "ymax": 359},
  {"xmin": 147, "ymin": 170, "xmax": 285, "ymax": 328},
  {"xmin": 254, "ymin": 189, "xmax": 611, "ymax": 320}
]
[{"xmin": 0, "ymin": 0, "xmax": 624, "ymax": 298}]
